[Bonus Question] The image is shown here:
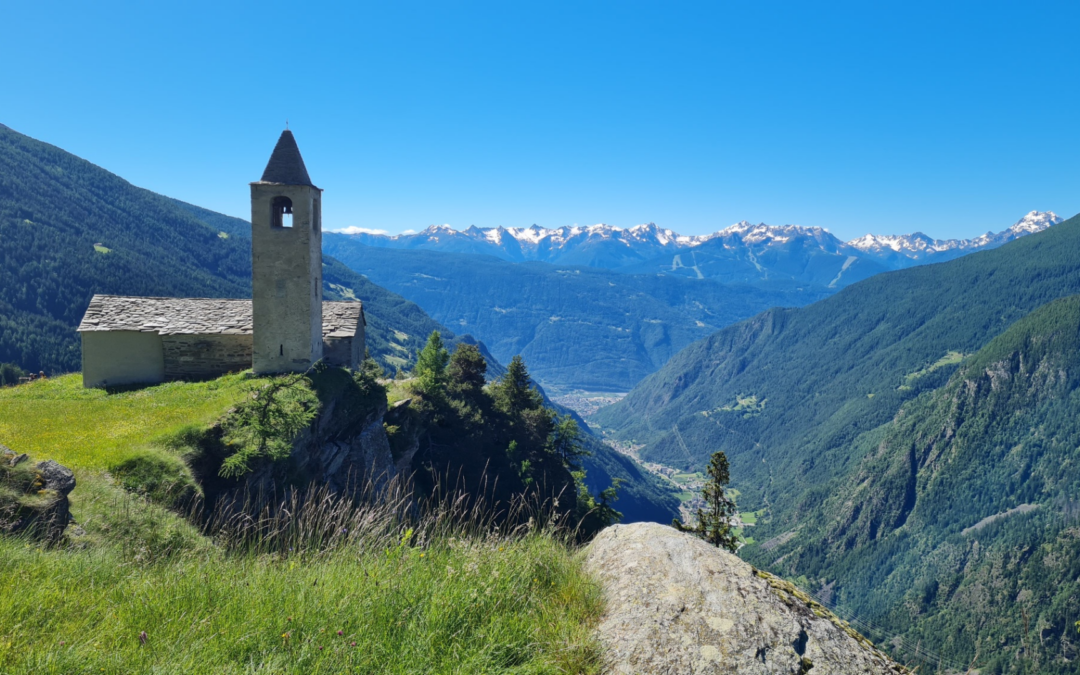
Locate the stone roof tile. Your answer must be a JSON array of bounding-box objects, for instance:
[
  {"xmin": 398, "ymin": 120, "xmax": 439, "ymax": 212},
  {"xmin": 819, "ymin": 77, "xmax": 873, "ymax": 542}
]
[
  {"xmin": 77, "ymin": 295, "xmax": 363, "ymax": 339},
  {"xmin": 259, "ymin": 130, "xmax": 314, "ymax": 186}
]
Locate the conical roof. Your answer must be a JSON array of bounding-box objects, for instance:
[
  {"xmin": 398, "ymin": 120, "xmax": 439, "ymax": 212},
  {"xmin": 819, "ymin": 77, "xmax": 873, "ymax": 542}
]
[{"xmin": 260, "ymin": 130, "xmax": 315, "ymax": 186}]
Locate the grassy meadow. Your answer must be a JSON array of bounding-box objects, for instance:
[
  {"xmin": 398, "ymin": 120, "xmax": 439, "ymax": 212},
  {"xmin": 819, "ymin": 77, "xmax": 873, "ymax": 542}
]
[
  {"xmin": 0, "ymin": 374, "xmax": 606, "ymax": 674},
  {"xmin": 0, "ymin": 373, "xmax": 252, "ymax": 470}
]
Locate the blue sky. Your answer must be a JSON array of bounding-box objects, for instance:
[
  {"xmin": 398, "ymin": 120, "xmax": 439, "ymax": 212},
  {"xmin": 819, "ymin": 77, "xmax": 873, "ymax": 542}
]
[{"xmin": 3, "ymin": 0, "xmax": 1077, "ymax": 240}]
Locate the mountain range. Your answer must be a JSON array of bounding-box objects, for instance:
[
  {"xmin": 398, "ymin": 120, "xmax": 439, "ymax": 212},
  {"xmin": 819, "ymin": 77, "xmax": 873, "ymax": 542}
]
[
  {"xmin": 339, "ymin": 212, "xmax": 1061, "ymax": 288},
  {"xmin": 592, "ymin": 213, "xmax": 1080, "ymax": 672}
]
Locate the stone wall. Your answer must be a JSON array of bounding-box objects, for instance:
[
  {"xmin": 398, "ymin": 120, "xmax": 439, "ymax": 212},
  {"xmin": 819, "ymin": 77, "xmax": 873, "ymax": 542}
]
[
  {"xmin": 162, "ymin": 334, "xmax": 253, "ymax": 380},
  {"xmin": 323, "ymin": 337, "xmax": 353, "ymax": 368}
]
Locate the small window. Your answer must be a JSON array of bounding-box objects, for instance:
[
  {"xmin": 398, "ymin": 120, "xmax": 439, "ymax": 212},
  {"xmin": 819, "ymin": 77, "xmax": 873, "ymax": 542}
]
[
  {"xmin": 312, "ymin": 198, "xmax": 321, "ymax": 233},
  {"xmin": 271, "ymin": 196, "xmax": 293, "ymax": 228}
]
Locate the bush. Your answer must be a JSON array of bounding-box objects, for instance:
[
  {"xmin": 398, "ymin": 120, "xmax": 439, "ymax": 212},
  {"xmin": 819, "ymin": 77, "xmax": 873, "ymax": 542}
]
[{"xmin": 0, "ymin": 362, "xmax": 26, "ymax": 386}]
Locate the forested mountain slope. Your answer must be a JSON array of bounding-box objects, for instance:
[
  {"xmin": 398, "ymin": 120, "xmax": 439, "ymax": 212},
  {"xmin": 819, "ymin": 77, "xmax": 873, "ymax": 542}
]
[
  {"xmin": 744, "ymin": 295, "xmax": 1080, "ymax": 673},
  {"xmin": 593, "ymin": 213, "xmax": 1080, "ymax": 669},
  {"xmin": 323, "ymin": 235, "xmax": 832, "ymax": 391},
  {"xmin": 0, "ymin": 123, "xmax": 448, "ymax": 374},
  {"xmin": 594, "ymin": 213, "xmax": 1080, "ymax": 497}
]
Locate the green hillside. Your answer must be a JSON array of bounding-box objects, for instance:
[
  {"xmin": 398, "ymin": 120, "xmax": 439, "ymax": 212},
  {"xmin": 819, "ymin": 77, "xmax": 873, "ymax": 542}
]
[
  {"xmin": 0, "ymin": 123, "xmax": 451, "ymax": 375},
  {"xmin": 594, "ymin": 213, "xmax": 1080, "ymax": 670},
  {"xmin": 595, "ymin": 213, "xmax": 1080, "ymax": 500},
  {"xmin": 323, "ymin": 236, "xmax": 832, "ymax": 392},
  {"xmin": 744, "ymin": 295, "xmax": 1080, "ymax": 673}
]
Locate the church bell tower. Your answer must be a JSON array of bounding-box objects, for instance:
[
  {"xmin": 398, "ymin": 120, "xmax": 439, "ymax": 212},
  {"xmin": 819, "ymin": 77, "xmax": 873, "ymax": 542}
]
[{"xmin": 251, "ymin": 129, "xmax": 323, "ymax": 374}]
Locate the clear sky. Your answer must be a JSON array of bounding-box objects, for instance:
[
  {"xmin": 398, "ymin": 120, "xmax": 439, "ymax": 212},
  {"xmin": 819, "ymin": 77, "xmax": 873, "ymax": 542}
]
[{"xmin": 3, "ymin": 0, "xmax": 1077, "ymax": 240}]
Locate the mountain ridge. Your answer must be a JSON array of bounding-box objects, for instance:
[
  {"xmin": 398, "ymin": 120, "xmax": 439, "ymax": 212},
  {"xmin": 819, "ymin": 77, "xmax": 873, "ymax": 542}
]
[{"xmin": 337, "ymin": 212, "xmax": 1061, "ymax": 276}]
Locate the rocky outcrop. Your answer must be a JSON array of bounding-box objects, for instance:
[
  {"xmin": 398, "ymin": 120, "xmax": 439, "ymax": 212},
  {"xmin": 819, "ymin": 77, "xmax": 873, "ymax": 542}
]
[
  {"xmin": 584, "ymin": 522, "xmax": 907, "ymax": 674},
  {"xmin": 0, "ymin": 446, "xmax": 76, "ymax": 542},
  {"xmin": 288, "ymin": 393, "xmax": 396, "ymax": 494}
]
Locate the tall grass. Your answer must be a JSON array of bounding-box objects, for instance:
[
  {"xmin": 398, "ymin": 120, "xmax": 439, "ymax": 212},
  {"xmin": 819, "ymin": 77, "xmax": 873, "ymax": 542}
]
[{"xmin": 0, "ymin": 476, "xmax": 605, "ymax": 674}]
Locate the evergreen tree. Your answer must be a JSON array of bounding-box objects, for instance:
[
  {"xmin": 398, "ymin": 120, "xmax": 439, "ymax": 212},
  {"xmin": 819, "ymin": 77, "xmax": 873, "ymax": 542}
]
[
  {"xmin": 673, "ymin": 450, "xmax": 738, "ymax": 552},
  {"xmin": 492, "ymin": 355, "xmax": 543, "ymax": 415},
  {"xmin": 414, "ymin": 331, "xmax": 450, "ymax": 396},
  {"xmin": 448, "ymin": 343, "xmax": 487, "ymax": 399},
  {"xmin": 573, "ymin": 471, "xmax": 623, "ymax": 537},
  {"xmin": 548, "ymin": 414, "xmax": 587, "ymax": 469}
]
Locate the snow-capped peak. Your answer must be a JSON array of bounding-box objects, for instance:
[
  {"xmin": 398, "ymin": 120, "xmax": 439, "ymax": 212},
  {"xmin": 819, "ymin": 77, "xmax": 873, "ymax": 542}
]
[
  {"xmin": 1009, "ymin": 210, "xmax": 1061, "ymax": 234},
  {"xmin": 846, "ymin": 211, "xmax": 1062, "ymax": 258}
]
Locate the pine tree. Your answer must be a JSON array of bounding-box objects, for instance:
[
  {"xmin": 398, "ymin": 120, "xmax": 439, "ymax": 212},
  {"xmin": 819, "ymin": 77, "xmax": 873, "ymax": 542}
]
[
  {"xmin": 673, "ymin": 450, "xmax": 738, "ymax": 552},
  {"xmin": 414, "ymin": 331, "xmax": 450, "ymax": 396},
  {"xmin": 492, "ymin": 355, "xmax": 543, "ymax": 415},
  {"xmin": 448, "ymin": 343, "xmax": 487, "ymax": 398}
]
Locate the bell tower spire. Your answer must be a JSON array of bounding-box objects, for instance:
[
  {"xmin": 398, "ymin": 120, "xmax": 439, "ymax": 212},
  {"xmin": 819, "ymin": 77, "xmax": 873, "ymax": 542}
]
[{"xmin": 250, "ymin": 129, "xmax": 323, "ymax": 374}]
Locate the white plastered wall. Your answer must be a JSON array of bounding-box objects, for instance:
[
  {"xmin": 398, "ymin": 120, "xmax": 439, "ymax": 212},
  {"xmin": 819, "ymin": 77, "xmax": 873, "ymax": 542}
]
[{"xmin": 81, "ymin": 330, "xmax": 165, "ymax": 388}]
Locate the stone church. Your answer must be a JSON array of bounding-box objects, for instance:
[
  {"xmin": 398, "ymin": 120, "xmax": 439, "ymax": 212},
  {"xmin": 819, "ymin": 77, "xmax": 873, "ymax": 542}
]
[{"xmin": 77, "ymin": 130, "xmax": 365, "ymax": 388}]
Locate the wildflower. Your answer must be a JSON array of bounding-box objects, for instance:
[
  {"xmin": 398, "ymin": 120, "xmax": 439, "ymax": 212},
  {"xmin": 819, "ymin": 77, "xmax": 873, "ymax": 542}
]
[
  {"xmin": 337, "ymin": 630, "xmax": 343, "ymax": 636},
  {"xmin": 419, "ymin": 553, "xmax": 425, "ymax": 558},
  {"xmin": 351, "ymin": 641, "xmax": 357, "ymax": 647},
  {"xmin": 59, "ymin": 641, "xmax": 65, "ymax": 645},
  {"xmin": 282, "ymin": 631, "xmax": 291, "ymax": 642},
  {"xmin": 139, "ymin": 631, "xmax": 148, "ymax": 646}
]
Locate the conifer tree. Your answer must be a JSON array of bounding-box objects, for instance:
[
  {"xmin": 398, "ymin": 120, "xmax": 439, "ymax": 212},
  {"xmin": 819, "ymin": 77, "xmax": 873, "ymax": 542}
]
[
  {"xmin": 673, "ymin": 450, "xmax": 738, "ymax": 552},
  {"xmin": 492, "ymin": 355, "xmax": 543, "ymax": 415},
  {"xmin": 448, "ymin": 343, "xmax": 487, "ymax": 398},
  {"xmin": 414, "ymin": 331, "xmax": 450, "ymax": 396}
]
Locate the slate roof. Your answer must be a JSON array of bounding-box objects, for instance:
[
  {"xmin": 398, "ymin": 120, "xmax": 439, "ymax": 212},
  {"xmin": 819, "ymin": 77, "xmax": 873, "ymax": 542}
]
[
  {"xmin": 259, "ymin": 130, "xmax": 315, "ymax": 186},
  {"xmin": 77, "ymin": 295, "xmax": 362, "ymax": 338},
  {"xmin": 323, "ymin": 301, "xmax": 366, "ymax": 338}
]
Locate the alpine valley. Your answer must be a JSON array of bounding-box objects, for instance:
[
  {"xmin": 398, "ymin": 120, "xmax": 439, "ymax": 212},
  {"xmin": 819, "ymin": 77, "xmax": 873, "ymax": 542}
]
[
  {"xmin": 326, "ymin": 213, "xmax": 1060, "ymax": 394},
  {"xmin": 4, "ymin": 119, "xmax": 1078, "ymax": 673},
  {"xmin": 593, "ymin": 214, "xmax": 1080, "ymax": 673}
]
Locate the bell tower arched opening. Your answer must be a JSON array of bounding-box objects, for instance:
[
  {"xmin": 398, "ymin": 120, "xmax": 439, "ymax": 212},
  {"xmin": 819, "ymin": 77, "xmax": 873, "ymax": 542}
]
[{"xmin": 271, "ymin": 196, "xmax": 293, "ymax": 228}]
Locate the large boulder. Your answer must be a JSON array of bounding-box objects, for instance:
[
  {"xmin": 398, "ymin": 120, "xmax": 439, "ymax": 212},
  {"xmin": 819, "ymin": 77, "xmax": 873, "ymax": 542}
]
[
  {"xmin": 36, "ymin": 459, "xmax": 76, "ymax": 494},
  {"xmin": 0, "ymin": 449, "xmax": 76, "ymax": 543},
  {"xmin": 584, "ymin": 522, "xmax": 908, "ymax": 674}
]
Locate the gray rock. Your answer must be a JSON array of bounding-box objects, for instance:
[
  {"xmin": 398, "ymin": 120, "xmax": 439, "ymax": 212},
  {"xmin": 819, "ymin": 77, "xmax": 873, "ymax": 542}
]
[
  {"xmin": 36, "ymin": 460, "xmax": 76, "ymax": 495},
  {"xmin": 584, "ymin": 522, "xmax": 908, "ymax": 674}
]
